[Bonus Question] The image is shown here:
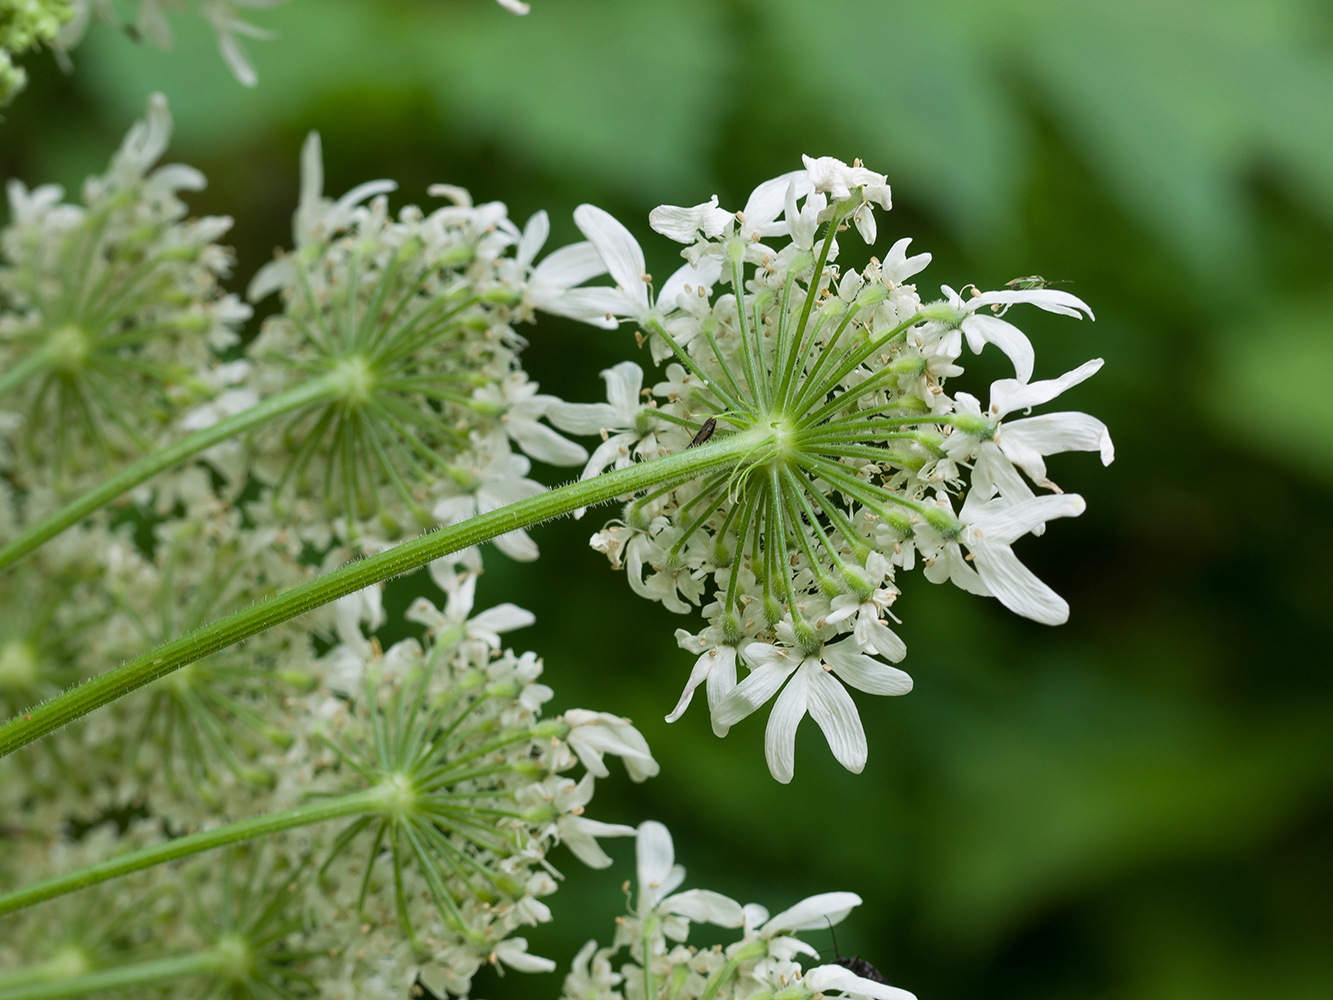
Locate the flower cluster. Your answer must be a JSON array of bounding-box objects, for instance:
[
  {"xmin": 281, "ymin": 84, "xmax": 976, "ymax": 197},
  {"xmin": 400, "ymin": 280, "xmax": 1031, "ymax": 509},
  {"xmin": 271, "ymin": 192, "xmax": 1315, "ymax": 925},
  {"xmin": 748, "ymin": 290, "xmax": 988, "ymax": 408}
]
[
  {"xmin": 557, "ymin": 155, "xmax": 1113, "ymax": 781},
  {"xmin": 0, "ymin": 573, "xmax": 659, "ymax": 998},
  {"xmin": 296, "ymin": 582, "xmax": 658, "ymax": 998},
  {"xmin": 0, "ymin": 94, "xmax": 247, "ymax": 496},
  {"xmin": 0, "ymin": 98, "xmax": 651, "ymax": 997},
  {"xmin": 562, "ymin": 820, "xmax": 915, "ymax": 1000},
  {"xmin": 238, "ymin": 132, "xmax": 594, "ymax": 547}
]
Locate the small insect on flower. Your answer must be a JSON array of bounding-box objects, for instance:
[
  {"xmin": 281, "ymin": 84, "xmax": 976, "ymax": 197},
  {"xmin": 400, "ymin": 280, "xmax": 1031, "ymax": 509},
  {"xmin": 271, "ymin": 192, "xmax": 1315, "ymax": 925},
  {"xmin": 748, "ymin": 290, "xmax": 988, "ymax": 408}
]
[
  {"xmin": 1004, "ymin": 275, "xmax": 1071, "ymax": 290},
  {"xmin": 687, "ymin": 417, "xmax": 717, "ymax": 448},
  {"xmin": 829, "ymin": 920, "xmax": 892, "ymax": 985}
]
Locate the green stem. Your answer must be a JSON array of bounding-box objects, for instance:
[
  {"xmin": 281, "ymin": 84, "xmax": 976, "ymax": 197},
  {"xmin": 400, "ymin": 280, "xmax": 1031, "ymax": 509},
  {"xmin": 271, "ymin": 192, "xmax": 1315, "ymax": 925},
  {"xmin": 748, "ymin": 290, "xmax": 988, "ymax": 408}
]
[
  {"xmin": 0, "ymin": 346, "xmax": 56, "ymax": 401},
  {"xmin": 0, "ymin": 375, "xmax": 341, "ymax": 572},
  {"xmin": 0, "ymin": 428, "xmax": 771, "ymax": 758},
  {"xmin": 0, "ymin": 788, "xmax": 383, "ymax": 917},
  {"xmin": 0, "ymin": 951, "xmax": 222, "ymax": 1000}
]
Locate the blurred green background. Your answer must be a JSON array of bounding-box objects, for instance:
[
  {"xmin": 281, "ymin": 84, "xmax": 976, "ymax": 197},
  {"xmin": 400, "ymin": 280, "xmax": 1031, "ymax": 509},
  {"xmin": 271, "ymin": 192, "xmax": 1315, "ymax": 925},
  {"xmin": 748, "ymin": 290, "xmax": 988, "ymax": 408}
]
[{"xmin": 4, "ymin": 1, "xmax": 1333, "ymax": 998}]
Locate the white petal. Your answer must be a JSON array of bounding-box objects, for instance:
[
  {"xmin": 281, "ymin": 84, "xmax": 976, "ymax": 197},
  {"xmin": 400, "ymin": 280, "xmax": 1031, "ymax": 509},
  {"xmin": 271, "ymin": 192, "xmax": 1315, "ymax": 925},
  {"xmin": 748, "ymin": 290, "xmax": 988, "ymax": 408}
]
[
  {"xmin": 714, "ymin": 655, "xmax": 798, "ymax": 726},
  {"xmin": 972, "ymin": 543, "xmax": 1070, "ymax": 625},
  {"xmin": 990, "ymin": 358, "xmax": 1104, "ymax": 417},
  {"xmin": 806, "ymin": 668, "xmax": 867, "ymax": 774},
  {"xmin": 973, "ymin": 442, "xmax": 1036, "ymax": 504},
  {"xmin": 649, "ymin": 197, "xmax": 733, "ymax": 242},
  {"xmin": 508, "ymin": 419, "xmax": 588, "ymax": 466},
  {"xmin": 704, "ymin": 645, "xmax": 738, "ymax": 738},
  {"xmin": 573, "ymin": 204, "xmax": 648, "ymax": 309},
  {"xmin": 856, "ymin": 616, "xmax": 908, "ymax": 663},
  {"xmin": 665, "ymin": 651, "xmax": 714, "ymax": 724},
  {"xmin": 493, "ymin": 939, "xmax": 556, "ymax": 973},
  {"xmin": 805, "ymin": 965, "xmax": 917, "ymax": 1000},
  {"xmin": 517, "ymin": 210, "xmax": 550, "ymax": 269},
  {"xmin": 962, "ymin": 314, "xmax": 1034, "ymax": 382},
  {"xmin": 555, "ymin": 286, "xmax": 643, "ymax": 323},
  {"xmin": 658, "ymin": 258, "xmax": 722, "ymax": 311},
  {"xmin": 660, "ymin": 889, "xmax": 746, "ymax": 927},
  {"xmin": 762, "ymin": 891, "xmax": 861, "ymax": 934},
  {"xmin": 469, "ymin": 604, "xmax": 535, "ymax": 635},
  {"xmin": 743, "ymin": 170, "xmax": 812, "ymax": 230},
  {"xmin": 970, "ymin": 493, "xmax": 1086, "ymax": 545},
  {"xmin": 529, "ymin": 241, "xmax": 608, "ymax": 288},
  {"xmin": 1001, "ymin": 412, "xmax": 1114, "ymax": 480},
  {"xmin": 764, "ymin": 663, "xmax": 811, "ymax": 783},
  {"xmin": 823, "ymin": 639, "xmax": 913, "ymax": 695},
  {"xmin": 602, "ymin": 360, "xmax": 644, "ymax": 414},
  {"xmin": 547, "ymin": 402, "xmax": 625, "ymax": 435},
  {"xmin": 971, "ymin": 288, "xmax": 1094, "ymax": 320},
  {"xmin": 494, "ymin": 528, "xmax": 540, "ymax": 562}
]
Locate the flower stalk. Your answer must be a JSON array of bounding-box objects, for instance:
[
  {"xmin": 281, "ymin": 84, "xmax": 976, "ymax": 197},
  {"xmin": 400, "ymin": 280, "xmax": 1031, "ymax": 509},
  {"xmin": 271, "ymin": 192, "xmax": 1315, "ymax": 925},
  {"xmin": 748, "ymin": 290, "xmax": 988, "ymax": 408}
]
[
  {"xmin": 0, "ymin": 374, "xmax": 342, "ymax": 572},
  {"xmin": 0, "ymin": 950, "xmax": 225, "ymax": 1000},
  {"xmin": 0, "ymin": 427, "xmax": 772, "ymax": 757},
  {"xmin": 0, "ymin": 788, "xmax": 385, "ymax": 917}
]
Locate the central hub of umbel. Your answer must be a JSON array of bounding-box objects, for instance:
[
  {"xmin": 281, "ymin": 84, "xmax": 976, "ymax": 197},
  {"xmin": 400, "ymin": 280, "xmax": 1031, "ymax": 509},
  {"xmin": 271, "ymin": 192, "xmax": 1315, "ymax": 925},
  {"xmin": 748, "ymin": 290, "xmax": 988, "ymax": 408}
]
[{"xmin": 767, "ymin": 416, "xmax": 800, "ymax": 470}]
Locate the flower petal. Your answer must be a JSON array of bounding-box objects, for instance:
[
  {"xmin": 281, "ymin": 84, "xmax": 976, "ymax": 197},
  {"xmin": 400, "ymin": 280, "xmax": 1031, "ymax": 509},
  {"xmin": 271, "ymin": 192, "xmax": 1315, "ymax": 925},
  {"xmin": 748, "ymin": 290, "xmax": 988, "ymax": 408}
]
[
  {"xmin": 990, "ymin": 358, "xmax": 1104, "ymax": 417},
  {"xmin": 764, "ymin": 663, "xmax": 811, "ymax": 783},
  {"xmin": 660, "ymin": 889, "xmax": 746, "ymax": 927},
  {"xmin": 961, "ymin": 314, "xmax": 1034, "ymax": 382},
  {"xmin": 806, "ymin": 667, "xmax": 868, "ymax": 774},
  {"xmin": 972, "ymin": 543, "xmax": 1069, "ymax": 625},
  {"xmin": 762, "ymin": 891, "xmax": 862, "ymax": 934},
  {"xmin": 574, "ymin": 204, "xmax": 648, "ymax": 309},
  {"xmin": 823, "ymin": 639, "xmax": 913, "ymax": 696}
]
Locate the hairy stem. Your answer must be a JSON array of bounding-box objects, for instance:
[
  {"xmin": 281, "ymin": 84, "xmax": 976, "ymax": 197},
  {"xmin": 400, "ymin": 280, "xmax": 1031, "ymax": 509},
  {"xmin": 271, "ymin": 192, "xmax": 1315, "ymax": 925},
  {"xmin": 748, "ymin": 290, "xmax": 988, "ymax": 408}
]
[
  {"xmin": 0, "ymin": 788, "xmax": 384, "ymax": 917},
  {"xmin": 0, "ymin": 375, "xmax": 342, "ymax": 572},
  {"xmin": 0, "ymin": 950, "xmax": 225, "ymax": 1000},
  {"xmin": 0, "ymin": 428, "xmax": 771, "ymax": 757}
]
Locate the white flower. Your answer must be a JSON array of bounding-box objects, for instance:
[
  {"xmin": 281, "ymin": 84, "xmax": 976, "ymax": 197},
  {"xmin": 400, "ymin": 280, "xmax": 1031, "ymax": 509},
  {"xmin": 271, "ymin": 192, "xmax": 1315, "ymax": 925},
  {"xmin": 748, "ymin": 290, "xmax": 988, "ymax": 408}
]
[
  {"xmin": 497, "ymin": 207, "xmax": 615, "ymax": 326},
  {"xmin": 404, "ymin": 566, "xmax": 533, "ymax": 651},
  {"xmin": 564, "ymin": 710, "xmax": 660, "ymax": 782},
  {"xmin": 666, "ymin": 625, "xmax": 739, "ymax": 736},
  {"xmin": 474, "ymin": 372, "xmax": 588, "ymax": 467},
  {"xmin": 651, "ymin": 170, "xmax": 815, "ymax": 265},
  {"xmin": 248, "ymin": 132, "xmax": 396, "ymax": 299},
  {"xmin": 548, "ymin": 361, "xmax": 657, "ymax": 501},
  {"xmin": 530, "ymin": 773, "xmax": 636, "ymax": 869},
  {"xmin": 949, "ymin": 359, "xmax": 1114, "ymax": 504},
  {"xmin": 925, "ymin": 492, "xmax": 1088, "ymax": 624},
  {"xmin": 634, "ymin": 821, "xmax": 745, "ymax": 929},
  {"xmin": 824, "ymin": 553, "xmax": 907, "ymax": 661},
  {"xmin": 565, "ymin": 203, "xmax": 721, "ymax": 329},
  {"xmin": 716, "ymin": 627, "xmax": 912, "ymax": 783},
  {"xmin": 432, "ymin": 434, "xmax": 547, "ymax": 562},
  {"xmin": 491, "ymin": 938, "xmax": 556, "ymax": 974},
  {"xmin": 802, "ymin": 154, "xmax": 891, "ymax": 242},
  {"xmin": 942, "ymin": 284, "xmax": 1095, "ymax": 382},
  {"xmin": 562, "ymin": 941, "xmax": 623, "ymax": 1000}
]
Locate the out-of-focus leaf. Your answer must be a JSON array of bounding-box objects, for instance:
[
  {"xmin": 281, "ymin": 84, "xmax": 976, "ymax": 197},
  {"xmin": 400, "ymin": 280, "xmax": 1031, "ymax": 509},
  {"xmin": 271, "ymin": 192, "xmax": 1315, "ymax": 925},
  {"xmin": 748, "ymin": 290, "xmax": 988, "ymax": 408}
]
[
  {"xmin": 413, "ymin": 0, "xmax": 729, "ymax": 197},
  {"xmin": 763, "ymin": 0, "xmax": 1026, "ymax": 240},
  {"xmin": 764, "ymin": 0, "xmax": 1333, "ymax": 266},
  {"xmin": 912, "ymin": 663, "xmax": 1333, "ymax": 943},
  {"xmin": 1205, "ymin": 300, "xmax": 1333, "ymax": 482},
  {"xmin": 75, "ymin": 0, "xmax": 729, "ymax": 199}
]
